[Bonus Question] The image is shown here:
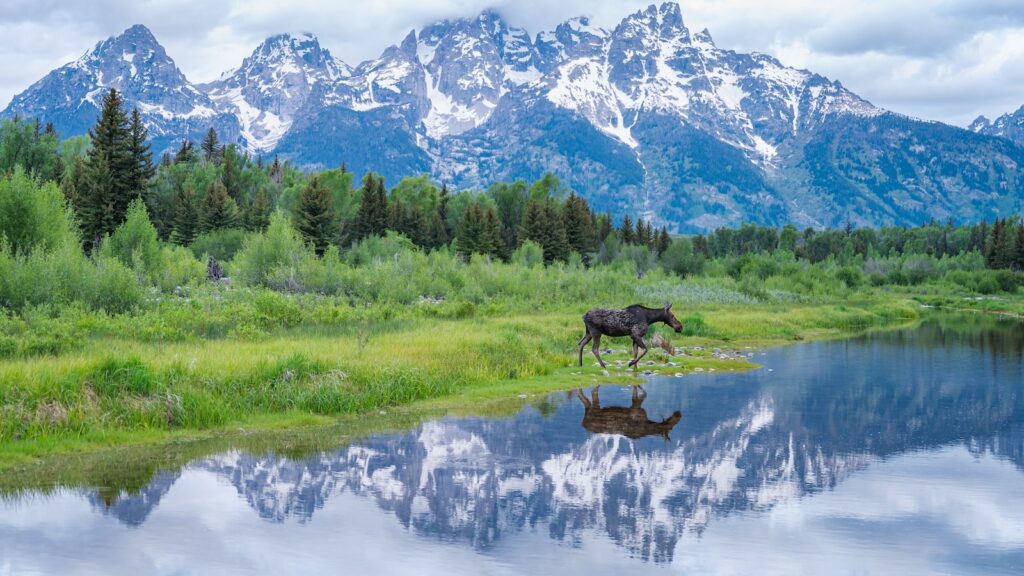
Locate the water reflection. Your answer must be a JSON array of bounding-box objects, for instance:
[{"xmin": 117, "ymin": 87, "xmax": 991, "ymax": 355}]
[
  {"xmin": 4, "ymin": 315, "xmax": 1024, "ymax": 573},
  {"xmin": 575, "ymin": 385, "xmax": 681, "ymax": 440}
]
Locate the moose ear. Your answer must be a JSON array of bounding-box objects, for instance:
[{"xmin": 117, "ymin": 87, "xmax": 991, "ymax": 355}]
[{"xmin": 664, "ymin": 302, "xmax": 672, "ymax": 310}]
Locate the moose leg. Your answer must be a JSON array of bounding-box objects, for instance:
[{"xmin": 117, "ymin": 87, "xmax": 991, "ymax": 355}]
[
  {"xmin": 628, "ymin": 335, "xmax": 648, "ymax": 367},
  {"xmin": 591, "ymin": 335, "xmax": 606, "ymax": 368},
  {"xmin": 591, "ymin": 385, "xmax": 601, "ymax": 408},
  {"xmin": 574, "ymin": 388, "xmax": 591, "ymax": 409},
  {"xmin": 577, "ymin": 332, "xmax": 593, "ymax": 367}
]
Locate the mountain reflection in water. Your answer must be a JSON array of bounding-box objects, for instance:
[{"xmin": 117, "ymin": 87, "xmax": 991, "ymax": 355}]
[{"xmin": 3, "ymin": 315, "xmax": 1024, "ymax": 574}]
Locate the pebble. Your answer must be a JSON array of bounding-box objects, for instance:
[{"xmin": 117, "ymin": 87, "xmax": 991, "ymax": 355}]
[
  {"xmin": 674, "ymin": 373, "xmax": 685, "ymax": 378},
  {"xmin": 694, "ymin": 367, "xmax": 705, "ymax": 372},
  {"xmin": 601, "ymin": 370, "xmax": 610, "ymax": 377},
  {"xmin": 378, "ymin": 410, "xmax": 387, "ymax": 416},
  {"xmin": 517, "ymin": 394, "xmax": 528, "ymax": 399}
]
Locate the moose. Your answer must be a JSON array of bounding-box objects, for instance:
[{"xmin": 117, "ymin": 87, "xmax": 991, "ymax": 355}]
[
  {"xmin": 575, "ymin": 384, "xmax": 682, "ymax": 440},
  {"xmin": 578, "ymin": 303, "xmax": 683, "ymax": 368}
]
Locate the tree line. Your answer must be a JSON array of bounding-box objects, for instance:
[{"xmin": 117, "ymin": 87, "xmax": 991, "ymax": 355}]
[{"xmin": 3, "ymin": 87, "xmax": 1024, "ymax": 275}]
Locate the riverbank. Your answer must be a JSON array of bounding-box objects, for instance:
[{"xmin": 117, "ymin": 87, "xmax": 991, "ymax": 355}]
[{"xmin": 0, "ymin": 295, "xmax": 923, "ymax": 470}]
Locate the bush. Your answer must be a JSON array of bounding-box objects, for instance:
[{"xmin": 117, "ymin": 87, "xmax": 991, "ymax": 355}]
[
  {"xmin": 232, "ymin": 211, "xmax": 308, "ymax": 287},
  {"xmin": 0, "ymin": 166, "xmax": 77, "ymax": 254},
  {"xmin": 190, "ymin": 228, "xmax": 249, "ymax": 262},
  {"xmin": 100, "ymin": 199, "xmax": 162, "ymax": 280},
  {"xmin": 512, "ymin": 241, "xmax": 544, "ymax": 268}
]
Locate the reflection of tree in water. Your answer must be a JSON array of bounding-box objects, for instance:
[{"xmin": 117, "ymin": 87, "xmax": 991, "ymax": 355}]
[{"xmin": 82, "ymin": 317, "xmax": 1024, "ymax": 563}]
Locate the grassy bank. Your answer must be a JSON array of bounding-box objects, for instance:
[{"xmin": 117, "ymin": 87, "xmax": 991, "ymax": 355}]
[{"xmin": 0, "ymin": 291, "xmax": 922, "ymax": 468}]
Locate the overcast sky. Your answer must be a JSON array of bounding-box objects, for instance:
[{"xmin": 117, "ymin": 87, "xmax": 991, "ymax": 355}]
[{"xmin": 0, "ymin": 0, "xmax": 1022, "ymax": 126}]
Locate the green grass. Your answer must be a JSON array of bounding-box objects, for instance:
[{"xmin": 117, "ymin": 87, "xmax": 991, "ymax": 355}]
[{"xmin": 0, "ymin": 294, "xmax": 926, "ymax": 470}]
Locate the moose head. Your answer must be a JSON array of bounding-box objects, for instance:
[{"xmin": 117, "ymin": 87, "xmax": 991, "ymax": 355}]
[{"xmin": 664, "ymin": 303, "xmax": 683, "ymax": 333}]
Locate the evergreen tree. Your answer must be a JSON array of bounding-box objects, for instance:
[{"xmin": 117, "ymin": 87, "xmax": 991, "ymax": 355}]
[
  {"xmin": 986, "ymin": 218, "xmax": 1014, "ymax": 269},
  {"xmin": 353, "ymin": 173, "xmax": 389, "ymax": 240},
  {"xmin": 482, "ymin": 207, "xmax": 503, "ymax": 258},
  {"xmin": 201, "ymin": 128, "xmax": 220, "ymax": 164},
  {"xmin": 456, "ymin": 203, "xmax": 486, "ymax": 257},
  {"xmin": 198, "ymin": 179, "xmax": 239, "ymax": 232},
  {"xmin": 635, "ymin": 218, "xmax": 652, "ymax": 247},
  {"xmin": 562, "ymin": 192, "xmax": 596, "ymax": 261},
  {"xmin": 294, "ymin": 175, "xmax": 338, "ymax": 255},
  {"xmin": 656, "ymin": 227, "xmax": 671, "ymax": 256},
  {"xmin": 221, "ymin": 144, "xmax": 242, "ymax": 201},
  {"xmin": 269, "ymin": 155, "xmax": 282, "ymax": 182},
  {"xmin": 597, "ymin": 212, "xmax": 613, "ymax": 243},
  {"xmin": 244, "ymin": 190, "xmax": 272, "ymax": 232},
  {"xmin": 519, "ymin": 199, "xmax": 549, "ymax": 251},
  {"xmin": 126, "ymin": 108, "xmax": 155, "ymax": 205},
  {"xmin": 79, "ymin": 154, "xmax": 116, "ymax": 250},
  {"xmin": 544, "ymin": 201, "xmax": 569, "ymax": 263},
  {"xmin": 619, "ymin": 215, "xmax": 635, "ymax": 244},
  {"xmin": 80, "ymin": 88, "xmax": 133, "ymax": 248},
  {"xmin": 1015, "ymin": 224, "xmax": 1024, "ymax": 272},
  {"xmin": 170, "ymin": 184, "xmax": 199, "ymax": 246},
  {"xmin": 174, "ymin": 139, "xmax": 195, "ymax": 163}
]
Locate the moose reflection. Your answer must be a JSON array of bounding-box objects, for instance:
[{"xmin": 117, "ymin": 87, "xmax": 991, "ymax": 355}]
[{"xmin": 575, "ymin": 384, "xmax": 682, "ymax": 440}]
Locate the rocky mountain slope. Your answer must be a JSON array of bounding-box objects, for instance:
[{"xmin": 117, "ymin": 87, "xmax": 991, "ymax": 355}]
[{"xmin": 4, "ymin": 3, "xmax": 1022, "ymax": 230}]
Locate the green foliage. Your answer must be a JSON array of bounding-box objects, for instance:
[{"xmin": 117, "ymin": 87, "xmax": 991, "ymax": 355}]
[
  {"xmin": 293, "ymin": 175, "xmax": 338, "ymax": 256},
  {"xmin": 198, "ymin": 179, "xmax": 240, "ymax": 232},
  {"xmin": 80, "ymin": 89, "xmax": 137, "ymax": 248},
  {"xmin": 511, "ymin": 241, "xmax": 544, "ymax": 268},
  {"xmin": 100, "ymin": 199, "xmax": 161, "ymax": 279},
  {"xmin": 0, "ymin": 118, "xmax": 60, "ymax": 181},
  {"xmin": 189, "ymin": 228, "xmax": 250, "ymax": 262},
  {"xmin": 232, "ymin": 211, "xmax": 308, "ymax": 287},
  {"xmin": 0, "ymin": 166, "xmax": 76, "ymax": 254}
]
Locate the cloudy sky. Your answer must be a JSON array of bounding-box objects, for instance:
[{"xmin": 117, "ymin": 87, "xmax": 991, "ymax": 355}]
[{"xmin": 0, "ymin": 0, "xmax": 1022, "ymax": 126}]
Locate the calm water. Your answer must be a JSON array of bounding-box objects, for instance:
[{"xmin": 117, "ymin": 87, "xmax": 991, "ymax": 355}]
[{"xmin": 2, "ymin": 315, "xmax": 1024, "ymax": 575}]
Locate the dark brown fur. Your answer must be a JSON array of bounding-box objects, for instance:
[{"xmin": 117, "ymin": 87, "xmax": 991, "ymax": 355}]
[
  {"xmin": 578, "ymin": 303, "xmax": 682, "ymax": 368},
  {"xmin": 575, "ymin": 385, "xmax": 682, "ymax": 440}
]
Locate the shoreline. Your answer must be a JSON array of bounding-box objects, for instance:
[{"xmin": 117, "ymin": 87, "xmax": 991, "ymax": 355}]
[{"xmin": 0, "ymin": 299, "xmax": 928, "ymax": 488}]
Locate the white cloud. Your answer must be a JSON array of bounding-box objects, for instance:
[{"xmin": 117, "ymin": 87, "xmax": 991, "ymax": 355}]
[{"xmin": 0, "ymin": 0, "xmax": 1022, "ymax": 125}]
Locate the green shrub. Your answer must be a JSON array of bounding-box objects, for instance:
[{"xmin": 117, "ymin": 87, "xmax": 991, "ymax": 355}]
[
  {"xmin": 100, "ymin": 199, "xmax": 162, "ymax": 280},
  {"xmin": 232, "ymin": 211, "xmax": 308, "ymax": 287},
  {"xmin": 0, "ymin": 166, "xmax": 76, "ymax": 254},
  {"xmin": 190, "ymin": 228, "xmax": 249, "ymax": 262},
  {"xmin": 512, "ymin": 241, "xmax": 544, "ymax": 268}
]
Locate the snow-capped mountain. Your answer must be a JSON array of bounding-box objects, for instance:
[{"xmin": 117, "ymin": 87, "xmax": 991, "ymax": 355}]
[
  {"xmin": 3, "ymin": 24, "xmax": 239, "ymax": 150},
  {"xmin": 202, "ymin": 32, "xmax": 351, "ymax": 152},
  {"xmin": 970, "ymin": 105, "xmax": 1024, "ymax": 147},
  {"xmin": 4, "ymin": 3, "xmax": 1023, "ymax": 230}
]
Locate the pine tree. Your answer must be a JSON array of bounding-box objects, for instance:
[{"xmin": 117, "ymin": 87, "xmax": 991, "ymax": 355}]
[
  {"xmin": 597, "ymin": 212, "xmax": 613, "ymax": 242},
  {"xmin": 174, "ymin": 139, "xmax": 195, "ymax": 163},
  {"xmin": 1015, "ymin": 223, "xmax": 1024, "ymax": 272},
  {"xmin": 986, "ymin": 218, "xmax": 1013, "ymax": 269},
  {"xmin": 201, "ymin": 128, "xmax": 220, "ymax": 164},
  {"xmin": 635, "ymin": 218, "xmax": 651, "ymax": 247},
  {"xmin": 656, "ymin": 227, "xmax": 671, "ymax": 256},
  {"xmin": 353, "ymin": 173, "xmax": 389, "ymax": 240},
  {"xmin": 80, "ymin": 88, "xmax": 133, "ymax": 249},
  {"xmin": 456, "ymin": 203, "xmax": 486, "ymax": 257},
  {"xmin": 126, "ymin": 108, "xmax": 155, "ymax": 204},
  {"xmin": 562, "ymin": 192, "xmax": 595, "ymax": 261},
  {"xmin": 269, "ymin": 155, "xmax": 282, "ymax": 182},
  {"xmin": 79, "ymin": 154, "xmax": 116, "ymax": 250},
  {"xmin": 619, "ymin": 215, "xmax": 635, "ymax": 245},
  {"xmin": 198, "ymin": 180, "xmax": 239, "ymax": 233},
  {"xmin": 170, "ymin": 184, "xmax": 199, "ymax": 245},
  {"xmin": 221, "ymin": 144, "xmax": 242, "ymax": 201},
  {"xmin": 244, "ymin": 190, "xmax": 272, "ymax": 232},
  {"xmin": 482, "ymin": 207, "xmax": 502, "ymax": 258},
  {"xmin": 519, "ymin": 200, "xmax": 549, "ymax": 251},
  {"xmin": 544, "ymin": 201, "xmax": 569, "ymax": 263},
  {"xmin": 294, "ymin": 175, "xmax": 338, "ymax": 256}
]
